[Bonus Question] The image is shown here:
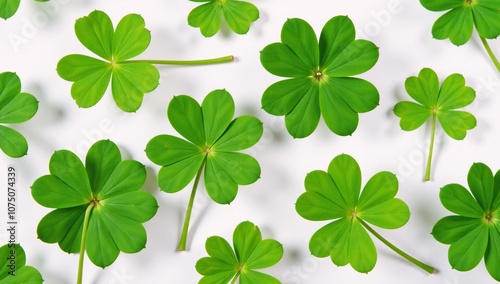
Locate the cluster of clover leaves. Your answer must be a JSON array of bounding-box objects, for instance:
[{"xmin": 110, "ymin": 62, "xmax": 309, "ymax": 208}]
[{"xmin": 1, "ymin": 0, "xmax": 500, "ymax": 283}]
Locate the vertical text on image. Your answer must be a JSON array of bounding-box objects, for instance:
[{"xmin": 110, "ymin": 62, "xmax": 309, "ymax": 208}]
[{"xmin": 6, "ymin": 166, "xmax": 18, "ymax": 276}]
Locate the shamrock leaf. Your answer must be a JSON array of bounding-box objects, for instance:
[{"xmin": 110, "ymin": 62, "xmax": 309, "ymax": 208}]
[
  {"xmin": 31, "ymin": 140, "xmax": 158, "ymax": 283},
  {"xmin": 0, "ymin": 244, "xmax": 43, "ymax": 284},
  {"xmin": 296, "ymin": 154, "xmax": 434, "ymax": 273},
  {"xmin": 432, "ymin": 162, "xmax": 500, "ymax": 281},
  {"xmin": 188, "ymin": 0, "xmax": 259, "ymax": 37},
  {"xmin": 196, "ymin": 221, "xmax": 283, "ymax": 284},
  {"xmin": 0, "ymin": 72, "xmax": 39, "ymax": 158},
  {"xmin": 260, "ymin": 15, "xmax": 379, "ymax": 138},
  {"xmin": 57, "ymin": 10, "xmax": 233, "ymax": 112},
  {"xmin": 420, "ymin": 0, "xmax": 500, "ymax": 72},
  {"xmin": 146, "ymin": 89, "xmax": 263, "ymax": 250},
  {"xmin": 393, "ymin": 68, "xmax": 476, "ymax": 181},
  {"xmin": 57, "ymin": 10, "xmax": 159, "ymax": 112}
]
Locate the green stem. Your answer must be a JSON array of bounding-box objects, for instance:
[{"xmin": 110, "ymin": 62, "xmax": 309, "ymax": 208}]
[
  {"xmin": 358, "ymin": 218, "xmax": 435, "ymax": 274},
  {"xmin": 424, "ymin": 112, "xmax": 437, "ymax": 181},
  {"xmin": 480, "ymin": 36, "xmax": 500, "ymax": 73},
  {"xmin": 230, "ymin": 271, "xmax": 240, "ymax": 284},
  {"xmin": 77, "ymin": 202, "xmax": 95, "ymax": 284},
  {"xmin": 178, "ymin": 158, "xmax": 207, "ymax": 251},
  {"xmin": 121, "ymin": 55, "xmax": 234, "ymax": 66}
]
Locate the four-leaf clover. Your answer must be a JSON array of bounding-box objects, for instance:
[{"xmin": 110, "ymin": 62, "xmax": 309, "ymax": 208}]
[
  {"xmin": 146, "ymin": 89, "xmax": 263, "ymax": 250},
  {"xmin": 432, "ymin": 162, "xmax": 500, "ymax": 281},
  {"xmin": 296, "ymin": 154, "xmax": 434, "ymax": 273},
  {"xmin": 57, "ymin": 10, "xmax": 160, "ymax": 112},
  {"xmin": 31, "ymin": 140, "xmax": 158, "ymax": 283},
  {"xmin": 260, "ymin": 15, "xmax": 380, "ymax": 138},
  {"xmin": 0, "ymin": 72, "xmax": 38, "ymax": 158},
  {"xmin": 196, "ymin": 221, "xmax": 283, "ymax": 284},
  {"xmin": 0, "ymin": 244, "xmax": 43, "ymax": 284},
  {"xmin": 188, "ymin": 0, "xmax": 259, "ymax": 37},
  {"xmin": 394, "ymin": 68, "xmax": 476, "ymax": 181}
]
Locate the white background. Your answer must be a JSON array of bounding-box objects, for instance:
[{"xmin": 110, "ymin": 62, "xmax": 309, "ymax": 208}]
[{"xmin": 1, "ymin": 0, "xmax": 500, "ymax": 283}]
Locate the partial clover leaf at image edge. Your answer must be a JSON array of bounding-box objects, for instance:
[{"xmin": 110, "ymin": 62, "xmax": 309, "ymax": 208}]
[
  {"xmin": 188, "ymin": 0, "xmax": 259, "ymax": 37},
  {"xmin": 0, "ymin": 72, "xmax": 39, "ymax": 158},
  {"xmin": 0, "ymin": 243, "xmax": 43, "ymax": 283},
  {"xmin": 196, "ymin": 221, "xmax": 283, "ymax": 284},
  {"xmin": 432, "ymin": 162, "xmax": 500, "ymax": 282},
  {"xmin": 419, "ymin": 0, "xmax": 500, "ymax": 73}
]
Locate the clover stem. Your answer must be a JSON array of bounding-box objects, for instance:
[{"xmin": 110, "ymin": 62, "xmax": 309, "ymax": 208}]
[
  {"xmin": 229, "ymin": 271, "xmax": 240, "ymax": 284},
  {"xmin": 178, "ymin": 158, "xmax": 207, "ymax": 251},
  {"xmin": 480, "ymin": 36, "xmax": 500, "ymax": 73},
  {"xmin": 358, "ymin": 218, "xmax": 435, "ymax": 274},
  {"xmin": 121, "ymin": 55, "xmax": 234, "ymax": 66},
  {"xmin": 77, "ymin": 202, "xmax": 95, "ymax": 284},
  {"xmin": 424, "ymin": 112, "xmax": 437, "ymax": 181}
]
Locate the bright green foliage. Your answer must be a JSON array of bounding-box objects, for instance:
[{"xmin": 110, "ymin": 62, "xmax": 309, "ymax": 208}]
[
  {"xmin": 0, "ymin": 0, "xmax": 20, "ymax": 20},
  {"xmin": 146, "ymin": 89, "xmax": 262, "ymax": 250},
  {"xmin": 420, "ymin": 0, "xmax": 500, "ymax": 73},
  {"xmin": 296, "ymin": 154, "xmax": 424, "ymax": 273},
  {"xmin": 196, "ymin": 221, "xmax": 283, "ymax": 284},
  {"xmin": 394, "ymin": 68, "xmax": 476, "ymax": 180},
  {"xmin": 31, "ymin": 140, "xmax": 158, "ymax": 268},
  {"xmin": 0, "ymin": 244, "xmax": 43, "ymax": 284},
  {"xmin": 146, "ymin": 89, "xmax": 263, "ymax": 204},
  {"xmin": 0, "ymin": 0, "xmax": 46, "ymax": 20},
  {"xmin": 188, "ymin": 0, "xmax": 259, "ymax": 37},
  {"xmin": 57, "ymin": 10, "xmax": 159, "ymax": 112},
  {"xmin": 420, "ymin": 0, "xmax": 500, "ymax": 46},
  {"xmin": 0, "ymin": 72, "xmax": 39, "ymax": 158},
  {"xmin": 260, "ymin": 16, "xmax": 379, "ymax": 138},
  {"xmin": 432, "ymin": 162, "xmax": 500, "ymax": 281},
  {"xmin": 394, "ymin": 68, "xmax": 476, "ymax": 138}
]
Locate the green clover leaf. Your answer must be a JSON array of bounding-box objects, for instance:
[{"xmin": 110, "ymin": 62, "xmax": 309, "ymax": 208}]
[
  {"xmin": 0, "ymin": 0, "xmax": 49, "ymax": 20},
  {"xmin": 420, "ymin": 0, "xmax": 500, "ymax": 45},
  {"xmin": 31, "ymin": 140, "xmax": 158, "ymax": 284},
  {"xmin": 196, "ymin": 221, "xmax": 283, "ymax": 284},
  {"xmin": 393, "ymin": 68, "xmax": 476, "ymax": 181},
  {"xmin": 0, "ymin": 0, "xmax": 20, "ymax": 20},
  {"xmin": 57, "ymin": 10, "xmax": 234, "ymax": 112},
  {"xmin": 0, "ymin": 72, "xmax": 39, "ymax": 158},
  {"xmin": 420, "ymin": 0, "xmax": 500, "ymax": 72},
  {"xmin": 0, "ymin": 244, "xmax": 43, "ymax": 284},
  {"xmin": 57, "ymin": 10, "xmax": 160, "ymax": 112},
  {"xmin": 188, "ymin": 0, "xmax": 259, "ymax": 37},
  {"xmin": 432, "ymin": 162, "xmax": 500, "ymax": 281},
  {"xmin": 146, "ymin": 89, "xmax": 263, "ymax": 250},
  {"xmin": 296, "ymin": 154, "xmax": 434, "ymax": 273},
  {"xmin": 260, "ymin": 15, "xmax": 379, "ymax": 138}
]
